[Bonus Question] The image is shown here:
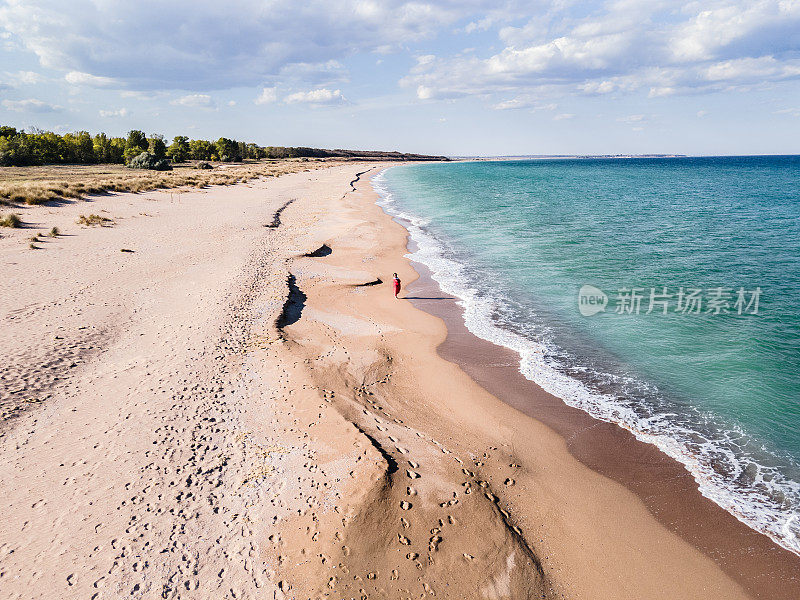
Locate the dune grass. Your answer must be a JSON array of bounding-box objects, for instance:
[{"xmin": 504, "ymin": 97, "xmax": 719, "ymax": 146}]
[
  {"xmin": 0, "ymin": 158, "xmax": 336, "ymax": 206},
  {"xmin": 0, "ymin": 213, "xmax": 21, "ymax": 227},
  {"xmin": 77, "ymin": 214, "xmax": 113, "ymax": 226}
]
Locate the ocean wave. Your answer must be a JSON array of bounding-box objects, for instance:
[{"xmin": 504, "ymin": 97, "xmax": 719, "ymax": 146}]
[{"xmin": 373, "ymin": 168, "xmax": 800, "ymax": 557}]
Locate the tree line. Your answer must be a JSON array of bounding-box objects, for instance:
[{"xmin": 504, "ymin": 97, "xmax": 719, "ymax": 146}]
[
  {"xmin": 0, "ymin": 125, "xmax": 449, "ymax": 167},
  {"xmin": 0, "ymin": 126, "xmax": 332, "ymax": 167}
]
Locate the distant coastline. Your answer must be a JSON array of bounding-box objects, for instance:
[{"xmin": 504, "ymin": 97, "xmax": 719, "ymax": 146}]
[{"xmin": 450, "ymin": 153, "xmax": 687, "ymax": 160}]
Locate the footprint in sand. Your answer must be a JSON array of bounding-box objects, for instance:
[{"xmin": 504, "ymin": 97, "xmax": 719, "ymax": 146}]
[
  {"xmin": 400, "ymin": 501, "xmax": 412, "ymax": 510},
  {"xmin": 396, "ymin": 447, "xmax": 408, "ymax": 454},
  {"xmin": 406, "ymin": 486, "xmax": 417, "ymax": 496},
  {"xmin": 406, "ymin": 470, "xmax": 420, "ymax": 479}
]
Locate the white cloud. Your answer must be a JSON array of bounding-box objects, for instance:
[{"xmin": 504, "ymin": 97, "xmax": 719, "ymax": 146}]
[
  {"xmin": 284, "ymin": 88, "xmax": 346, "ymax": 105},
  {"xmin": 493, "ymin": 97, "xmax": 535, "ymax": 110},
  {"xmin": 170, "ymin": 94, "xmax": 215, "ymax": 108},
  {"xmin": 580, "ymin": 79, "xmax": 620, "ymax": 95},
  {"xmin": 0, "ymin": 0, "xmax": 472, "ymax": 90},
  {"xmin": 401, "ymin": 1, "xmax": 800, "ymax": 103},
  {"xmin": 278, "ymin": 60, "xmax": 347, "ymax": 87},
  {"xmin": 648, "ymin": 86, "xmax": 676, "ymax": 98},
  {"xmin": 2, "ymin": 98, "xmax": 61, "ymax": 112},
  {"xmin": 464, "ymin": 16, "xmax": 494, "ymax": 34},
  {"xmin": 617, "ymin": 114, "xmax": 645, "ymax": 123},
  {"xmin": 254, "ymin": 87, "xmax": 277, "ymax": 105},
  {"xmin": 702, "ymin": 56, "xmax": 800, "ymax": 84},
  {"xmin": 492, "ymin": 97, "xmax": 557, "ymax": 111},
  {"xmin": 4, "ymin": 70, "xmax": 43, "ymax": 85},
  {"xmin": 65, "ymin": 71, "xmax": 116, "ymax": 87},
  {"xmin": 669, "ymin": 1, "xmax": 800, "ymax": 63},
  {"xmin": 416, "ymin": 85, "xmax": 434, "ymax": 100},
  {"xmin": 553, "ymin": 113, "xmax": 574, "ymax": 120},
  {"xmin": 99, "ymin": 107, "xmax": 128, "ymax": 117}
]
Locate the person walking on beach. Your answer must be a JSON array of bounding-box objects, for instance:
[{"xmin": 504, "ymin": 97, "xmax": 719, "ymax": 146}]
[{"xmin": 392, "ymin": 273, "xmax": 401, "ymax": 299}]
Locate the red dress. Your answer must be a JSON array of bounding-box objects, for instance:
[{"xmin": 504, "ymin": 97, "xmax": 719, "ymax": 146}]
[{"xmin": 393, "ymin": 277, "xmax": 401, "ymax": 295}]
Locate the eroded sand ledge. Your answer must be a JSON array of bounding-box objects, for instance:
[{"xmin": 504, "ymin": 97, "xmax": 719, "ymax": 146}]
[{"xmin": 0, "ymin": 164, "xmax": 760, "ymax": 598}]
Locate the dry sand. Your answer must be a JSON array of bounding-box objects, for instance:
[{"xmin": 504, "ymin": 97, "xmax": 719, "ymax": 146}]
[{"xmin": 0, "ymin": 163, "xmax": 784, "ymax": 598}]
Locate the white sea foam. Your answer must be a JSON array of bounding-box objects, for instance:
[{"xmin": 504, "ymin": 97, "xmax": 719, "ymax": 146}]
[{"xmin": 373, "ymin": 167, "xmax": 800, "ymax": 557}]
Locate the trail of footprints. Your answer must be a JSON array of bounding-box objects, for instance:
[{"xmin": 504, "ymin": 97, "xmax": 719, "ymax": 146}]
[
  {"xmin": 308, "ymin": 375, "xmax": 533, "ymax": 598},
  {"xmin": 268, "ymin": 234, "xmax": 541, "ymax": 598},
  {"xmin": 89, "ymin": 210, "xmax": 299, "ymax": 599}
]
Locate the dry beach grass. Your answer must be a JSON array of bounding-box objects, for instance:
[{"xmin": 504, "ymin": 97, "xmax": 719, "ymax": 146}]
[{"xmin": 0, "ymin": 158, "xmax": 336, "ymax": 206}]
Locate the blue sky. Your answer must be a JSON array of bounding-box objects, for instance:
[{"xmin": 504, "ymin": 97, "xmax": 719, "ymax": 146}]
[{"xmin": 0, "ymin": 0, "xmax": 798, "ymax": 156}]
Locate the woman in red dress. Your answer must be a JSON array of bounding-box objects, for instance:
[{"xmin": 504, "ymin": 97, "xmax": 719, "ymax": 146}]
[{"xmin": 392, "ymin": 273, "xmax": 401, "ymax": 299}]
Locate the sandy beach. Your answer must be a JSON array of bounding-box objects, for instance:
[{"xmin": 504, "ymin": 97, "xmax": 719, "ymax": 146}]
[{"xmin": 1, "ymin": 163, "xmax": 797, "ymax": 599}]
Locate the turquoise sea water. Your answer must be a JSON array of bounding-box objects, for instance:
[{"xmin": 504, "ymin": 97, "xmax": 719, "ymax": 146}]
[{"xmin": 375, "ymin": 156, "xmax": 800, "ymax": 555}]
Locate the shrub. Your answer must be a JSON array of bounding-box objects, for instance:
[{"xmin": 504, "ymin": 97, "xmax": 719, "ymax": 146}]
[
  {"xmin": 196, "ymin": 161, "xmax": 212, "ymax": 170},
  {"xmin": 0, "ymin": 213, "xmax": 21, "ymax": 227},
  {"xmin": 49, "ymin": 227, "xmax": 59, "ymax": 237},
  {"xmin": 77, "ymin": 214, "xmax": 112, "ymax": 226},
  {"xmin": 127, "ymin": 151, "xmax": 172, "ymax": 171}
]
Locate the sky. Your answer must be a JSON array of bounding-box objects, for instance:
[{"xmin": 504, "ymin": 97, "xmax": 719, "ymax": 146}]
[{"xmin": 0, "ymin": 0, "xmax": 798, "ymax": 156}]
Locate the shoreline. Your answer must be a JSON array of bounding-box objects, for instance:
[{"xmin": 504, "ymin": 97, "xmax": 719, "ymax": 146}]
[
  {"xmin": 372, "ymin": 170, "xmax": 800, "ymax": 597},
  {"xmin": 0, "ymin": 163, "xmax": 791, "ymax": 598}
]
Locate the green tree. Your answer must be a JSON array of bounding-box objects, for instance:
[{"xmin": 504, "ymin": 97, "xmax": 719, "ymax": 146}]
[
  {"xmin": 124, "ymin": 129, "xmax": 148, "ymax": 162},
  {"xmin": 34, "ymin": 132, "xmax": 68, "ymax": 164},
  {"xmin": 74, "ymin": 131, "xmax": 96, "ymax": 163},
  {"xmin": 245, "ymin": 143, "xmax": 260, "ymax": 160},
  {"xmin": 0, "ymin": 134, "xmax": 21, "ymax": 166},
  {"xmin": 148, "ymin": 134, "xmax": 167, "ymax": 160},
  {"xmin": 188, "ymin": 139, "xmax": 214, "ymax": 161},
  {"xmin": 109, "ymin": 137, "xmax": 126, "ymax": 163},
  {"xmin": 93, "ymin": 132, "xmax": 111, "ymax": 163},
  {"xmin": 215, "ymin": 137, "xmax": 240, "ymax": 162},
  {"xmin": 62, "ymin": 133, "xmax": 80, "ymax": 163},
  {"xmin": 166, "ymin": 135, "xmax": 189, "ymax": 162}
]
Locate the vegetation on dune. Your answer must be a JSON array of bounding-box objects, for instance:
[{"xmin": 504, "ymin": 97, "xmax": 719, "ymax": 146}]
[
  {"xmin": 0, "ymin": 125, "xmax": 448, "ymax": 169},
  {"xmin": 0, "ymin": 127, "xmax": 264, "ymax": 167},
  {"xmin": 77, "ymin": 214, "xmax": 113, "ymax": 226},
  {"xmin": 127, "ymin": 151, "xmax": 172, "ymax": 171},
  {"xmin": 0, "ymin": 124, "xmax": 447, "ymax": 206},
  {"xmin": 0, "ymin": 160, "xmax": 332, "ymax": 206},
  {"xmin": 0, "ymin": 213, "xmax": 22, "ymax": 227}
]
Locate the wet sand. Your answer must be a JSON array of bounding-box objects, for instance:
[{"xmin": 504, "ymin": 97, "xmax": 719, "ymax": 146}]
[{"xmin": 400, "ymin": 211, "xmax": 800, "ymax": 600}]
